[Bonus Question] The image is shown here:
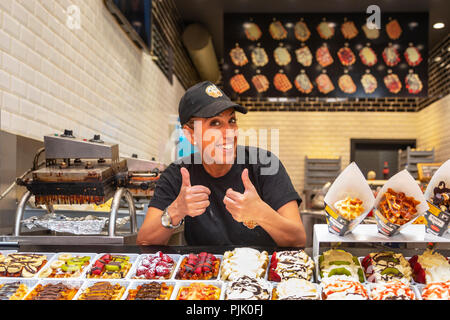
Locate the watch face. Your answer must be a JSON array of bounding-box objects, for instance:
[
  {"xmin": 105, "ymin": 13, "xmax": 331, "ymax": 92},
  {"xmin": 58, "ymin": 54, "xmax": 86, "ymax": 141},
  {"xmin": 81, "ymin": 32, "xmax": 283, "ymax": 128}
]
[{"xmin": 161, "ymin": 211, "xmax": 171, "ymax": 227}]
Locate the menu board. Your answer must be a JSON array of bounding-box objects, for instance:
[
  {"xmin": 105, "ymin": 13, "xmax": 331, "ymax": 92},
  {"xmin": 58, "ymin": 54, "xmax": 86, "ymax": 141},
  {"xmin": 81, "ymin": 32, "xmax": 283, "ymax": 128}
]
[{"xmin": 223, "ymin": 12, "xmax": 429, "ymax": 99}]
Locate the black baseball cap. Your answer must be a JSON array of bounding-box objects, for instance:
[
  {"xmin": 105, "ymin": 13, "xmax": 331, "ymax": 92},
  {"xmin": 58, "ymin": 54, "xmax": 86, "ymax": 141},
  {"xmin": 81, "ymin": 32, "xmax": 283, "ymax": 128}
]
[{"xmin": 178, "ymin": 81, "xmax": 247, "ymax": 126}]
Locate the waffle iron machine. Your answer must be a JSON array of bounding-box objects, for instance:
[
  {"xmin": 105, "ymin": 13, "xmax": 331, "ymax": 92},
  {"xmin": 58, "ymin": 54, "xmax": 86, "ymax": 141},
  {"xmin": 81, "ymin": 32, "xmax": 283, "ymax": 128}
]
[{"xmin": 13, "ymin": 130, "xmax": 137, "ymax": 244}]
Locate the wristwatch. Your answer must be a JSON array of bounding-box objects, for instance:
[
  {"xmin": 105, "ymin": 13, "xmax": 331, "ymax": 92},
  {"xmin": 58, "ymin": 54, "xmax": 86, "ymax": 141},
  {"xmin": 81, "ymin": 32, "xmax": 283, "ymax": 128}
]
[{"xmin": 161, "ymin": 207, "xmax": 184, "ymax": 229}]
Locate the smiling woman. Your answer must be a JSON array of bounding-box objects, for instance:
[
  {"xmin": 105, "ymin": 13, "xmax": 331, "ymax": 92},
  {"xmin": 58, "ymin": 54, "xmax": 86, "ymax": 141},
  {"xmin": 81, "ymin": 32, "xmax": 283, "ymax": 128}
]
[{"xmin": 136, "ymin": 81, "xmax": 306, "ymax": 247}]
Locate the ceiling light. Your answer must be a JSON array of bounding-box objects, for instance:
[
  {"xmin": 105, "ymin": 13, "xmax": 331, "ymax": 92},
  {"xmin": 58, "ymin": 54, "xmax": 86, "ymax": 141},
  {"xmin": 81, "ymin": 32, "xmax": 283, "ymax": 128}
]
[{"xmin": 433, "ymin": 22, "xmax": 445, "ymax": 29}]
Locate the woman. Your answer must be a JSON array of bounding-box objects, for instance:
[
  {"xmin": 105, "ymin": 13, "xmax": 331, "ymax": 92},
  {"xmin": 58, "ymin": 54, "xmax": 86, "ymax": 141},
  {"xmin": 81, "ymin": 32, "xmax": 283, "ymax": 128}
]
[{"xmin": 137, "ymin": 81, "xmax": 306, "ymax": 246}]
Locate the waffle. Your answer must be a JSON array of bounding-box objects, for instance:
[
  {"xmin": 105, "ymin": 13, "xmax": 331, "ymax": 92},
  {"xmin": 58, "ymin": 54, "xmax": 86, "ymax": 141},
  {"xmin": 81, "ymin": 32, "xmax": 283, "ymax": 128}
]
[
  {"xmin": 269, "ymin": 21, "xmax": 287, "ymax": 40},
  {"xmin": 25, "ymin": 283, "xmax": 78, "ymax": 300},
  {"xmin": 316, "ymin": 73, "xmax": 335, "ymax": 94},
  {"xmin": 362, "ymin": 24, "xmax": 379, "ymax": 39},
  {"xmin": 269, "ymin": 250, "xmax": 314, "ymax": 282},
  {"xmin": 386, "ymin": 19, "xmax": 402, "ymax": 40},
  {"xmin": 251, "ymin": 74, "xmax": 270, "ymax": 93},
  {"xmin": 337, "ymin": 47, "xmax": 355, "ymax": 66},
  {"xmin": 78, "ymin": 282, "xmax": 126, "ymax": 300},
  {"xmin": 294, "ymin": 21, "xmax": 310, "ymax": 42},
  {"xmin": 0, "ymin": 253, "xmax": 47, "ymax": 278},
  {"xmin": 321, "ymin": 278, "xmax": 368, "ymax": 300},
  {"xmin": 404, "ymin": 46, "xmax": 422, "ymax": 66},
  {"xmin": 382, "ymin": 45, "xmax": 401, "ymax": 67},
  {"xmin": 317, "ymin": 21, "xmax": 334, "ymax": 39},
  {"xmin": 378, "ymin": 188, "xmax": 419, "ymax": 225},
  {"xmin": 230, "ymin": 74, "xmax": 250, "ymax": 94},
  {"xmin": 0, "ymin": 282, "xmax": 29, "ymax": 300},
  {"xmin": 341, "ymin": 21, "xmax": 358, "ymax": 39},
  {"xmin": 316, "ymin": 45, "xmax": 333, "ymax": 67},
  {"xmin": 87, "ymin": 254, "xmax": 132, "ymax": 279},
  {"xmin": 229, "ymin": 45, "xmax": 248, "ymax": 66},
  {"xmin": 273, "ymin": 73, "xmax": 292, "ymax": 92},
  {"xmin": 176, "ymin": 283, "xmax": 221, "ymax": 300},
  {"xmin": 272, "ymin": 279, "xmax": 319, "ymax": 300},
  {"xmin": 251, "ymin": 47, "xmax": 268, "ymax": 67},
  {"xmin": 225, "ymin": 275, "xmax": 270, "ymax": 300},
  {"xmin": 220, "ymin": 248, "xmax": 269, "ymax": 281},
  {"xmin": 295, "ymin": 46, "xmax": 313, "ymax": 67},
  {"xmin": 133, "ymin": 252, "xmax": 175, "ymax": 280},
  {"xmin": 244, "ymin": 22, "xmax": 262, "ymax": 41},
  {"xmin": 405, "ymin": 73, "xmax": 423, "ymax": 94},
  {"xmin": 359, "ymin": 46, "xmax": 377, "ymax": 66},
  {"xmin": 39, "ymin": 254, "xmax": 91, "ymax": 278},
  {"xmin": 295, "ymin": 72, "xmax": 313, "ymax": 94},
  {"xmin": 361, "ymin": 251, "xmax": 412, "ymax": 283},
  {"xmin": 273, "ymin": 46, "xmax": 291, "ymax": 66},
  {"xmin": 361, "ymin": 73, "xmax": 377, "ymax": 94},
  {"xmin": 384, "ymin": 73, "xmax": 402, "ymax": 94},
  {"xmin": 421, "ymin": 281, "xmax": 450, "ymax": 300},
  {"xmin": 334, "ymin": 196, "xmax": 364, "ymax": 219},
  {"xmin": 127, "ymin": 282, "xmax": 174, "ymax": 300},
  {"xmin": 176, "ymin": 253, "xmax": 220, "ymax": 280}
]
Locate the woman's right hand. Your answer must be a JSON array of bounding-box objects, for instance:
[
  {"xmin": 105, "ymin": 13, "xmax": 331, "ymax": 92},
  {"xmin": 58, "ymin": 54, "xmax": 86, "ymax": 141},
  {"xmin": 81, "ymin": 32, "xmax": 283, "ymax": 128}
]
[{"xmin": 168, "ymin": 167, "xmax": 211, "ymax": 221}]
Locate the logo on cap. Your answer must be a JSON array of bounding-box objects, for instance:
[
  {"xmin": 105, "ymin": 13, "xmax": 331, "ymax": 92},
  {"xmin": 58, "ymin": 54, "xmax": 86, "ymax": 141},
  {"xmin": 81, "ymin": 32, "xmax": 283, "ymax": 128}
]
[{"xmin": 205, "ymin": 84, "xmax": 223, "ymax": 98}]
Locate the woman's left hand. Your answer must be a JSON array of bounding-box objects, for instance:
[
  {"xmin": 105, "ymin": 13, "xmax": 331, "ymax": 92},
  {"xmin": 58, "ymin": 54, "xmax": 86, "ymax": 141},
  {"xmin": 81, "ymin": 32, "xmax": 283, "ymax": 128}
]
[{"xmin": 223, "ymin": 169, "xmax": 266, "ymax": 223}]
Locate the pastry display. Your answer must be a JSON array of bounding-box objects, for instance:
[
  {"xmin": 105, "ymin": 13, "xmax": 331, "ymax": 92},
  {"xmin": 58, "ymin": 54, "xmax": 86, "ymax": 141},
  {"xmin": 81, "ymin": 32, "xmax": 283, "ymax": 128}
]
[
  {"xmin": 225, "ymin": 275, "xmax": 270, "ymax": 300},
  {"xmin": 251, "ymin": 46, "xmax": 269, "ymax": 67},
  {"xmin": 294, "ymin": 20, "xmax": 310, "ymax": 42},
  {"xmin": 361, "ymin": 72, "xmax": 378, "ymax": 94},
  {"xmin": 126, "ymin": 282, "xmax": 174, "ymax": 300},
  {"xmin": 405, "ymin": 72, "xmax": 423, "ymax": 94},
  {"xmin": 370, "ymin": 281, "xmax": 416, "ymax": 300},
  {"xmin": 268, "ymin": 250, "xmax": 314, "ymax": 282},
  {"xmin": 430, "ymin": 181, "xmax": 450, "ymax": 213},
  {"xmin": 252, "ymin": 74, "xmax": 270, "ymax": 93},
  {"xmin": 272, "ymin": 278, "xmax": 319, "ymax": 300},
  {"xmin": 77, "ymin": 281, "xmax": 126, "ymax": 300},
  {"xmin": 39, "ymin": 253, "xmax": 91, "ymax": 278},
  {"xmin": 176, "ymin": 282, "xmax": 221, "ymax": 300},
  {"xmin": 273, "ymin": 45, "xmax": 291, "ymax": 66},
  {"xmin": 0, "ymin": 253, "xmax": 48, "ymax": 278},
  {"xmin": 341, "ymin": 20, "xmax": 358, "ymax": 39},
  {"xmin": 87, "ymin": 254, "xmax": 132, "ymax": 279},
  {"xmin": 317, "ymin": 20, "xmax": 334, "ymax": 39},
  {"xmin": 334, "ymin": 197, "xmax": 364, "ymax": 220},
  {"xmin": 316, "ymin": 44, "xmax": 334, "ymax": 67},
  {"xmin": 230, "ymin": 74, "xmax": 250, "ymax": 94},
  {"xmin": 337, "ymin": 46, "xmax": 356, "ymax": 66},
  {"xmin": 338, "ymin": 74, "xmax": 357, "ymax": 94},
  {"xmin": 295, "ymin": 46, "xmax": 313, "ymax": 67},
  {"xmin": 244, "ymin": 22, "xmax": 262, "ymax": 41},
  {"xmin": 386, "ymin": 19, "xmax": 402, "ymax": 40},
  {"xmin": 25, "ymin": 282, "xmax": 79, "ymax": 300},
  {"xmin": 294, "ymin": 71, "xmax": 313, "ymax": 94},
  {"xmin": 273, "ymin": 72, "xmax": 293, "ymax": 92},
  {"xmin": 362, "ymin": 24, "xmax": 380, "ymax": 39},
  {"xmin": 0, "ymin": 281, "xmax": 30, "ymax": 300},
  {"xmin": 318, "ymin": 249, "xmax": 365, "ymax": 283},
  {"xmin": 229, "ymin": 44, "xmax": 248, "ymax": 67},
  {"xmin": 361, "ymin": 251, "xmax": 412, "ymax": 283},
  {"xmin": 404, "ymin": 45, "xmax": 422, "ymax": 66},
  {"xmin": 316, "ymin": 73, "xmax": 335, "ymax": 94},
  {"xmin": 359, "ymin": 46, "xmax": 377, "ymax": 67},
  {"xmin": 378, "ymin": 188, "xmax": 420, "ymax": 225},
  {"xmin": 220, "ymin": 248, "xmax": 269, "ymax": 281},
  {"xmin": 133, "ymin": 251, "xmax": 176, "ymax": 280},
  {"xmin": 175, "ymin": 252, "xmax": 220, "ymax": 280},
  {"xmin": 382, "ymin": 45, "xmax": 401, "ymax": 67},
  {"xmin": 320, "ymin": 277, "xmax": 369, "ymax": 300},
  {"xmin": 409, "ymin": 249, "xmax": 450, "ymax": 284},
  {"xmin": 421, "ymin": 281, "xmax": 450, "ymax": 300},
  {"xmin": 269, "ymin": 20, "xmax": 287, "ymax": 40},
  {"xmin": 384, "ymin": 73, "xmax": 402, "ymax": 94}
]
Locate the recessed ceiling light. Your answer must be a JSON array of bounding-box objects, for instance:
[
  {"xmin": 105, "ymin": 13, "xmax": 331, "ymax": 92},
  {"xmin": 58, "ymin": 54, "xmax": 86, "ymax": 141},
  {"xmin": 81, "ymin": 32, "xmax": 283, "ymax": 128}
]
[{"xmin": 433, "ymin": 22, "xmax": 445, "ymax": 29}]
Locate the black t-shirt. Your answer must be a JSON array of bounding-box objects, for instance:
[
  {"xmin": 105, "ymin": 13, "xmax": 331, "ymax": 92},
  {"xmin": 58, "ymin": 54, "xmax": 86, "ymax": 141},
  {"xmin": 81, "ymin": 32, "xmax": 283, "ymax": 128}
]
[{"xmin": 148, "ymin": 145, "xmax": 301, "ymax": 246}]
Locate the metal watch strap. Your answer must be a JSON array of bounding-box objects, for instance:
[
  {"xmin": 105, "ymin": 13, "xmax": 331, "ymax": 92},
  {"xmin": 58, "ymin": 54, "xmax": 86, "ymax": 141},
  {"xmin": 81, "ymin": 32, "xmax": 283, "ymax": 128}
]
[{"xmin": 162, "ymin": 207, "xmax": 184, "ymax": 229}]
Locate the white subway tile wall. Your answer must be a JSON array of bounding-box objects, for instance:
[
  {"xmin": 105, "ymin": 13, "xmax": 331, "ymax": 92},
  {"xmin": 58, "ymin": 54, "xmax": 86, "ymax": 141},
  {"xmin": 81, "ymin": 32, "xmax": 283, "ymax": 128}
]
[{"xmin": 0, "ymin": 0, "xmax": 185, "ymax": 161}]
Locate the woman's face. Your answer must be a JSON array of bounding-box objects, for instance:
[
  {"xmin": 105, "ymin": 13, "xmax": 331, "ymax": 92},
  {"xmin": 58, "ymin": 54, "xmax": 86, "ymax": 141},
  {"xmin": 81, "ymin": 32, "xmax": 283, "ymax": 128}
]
[{"xmin": 184, "ymin": 108, "xmax": 238, "ymax": 165}]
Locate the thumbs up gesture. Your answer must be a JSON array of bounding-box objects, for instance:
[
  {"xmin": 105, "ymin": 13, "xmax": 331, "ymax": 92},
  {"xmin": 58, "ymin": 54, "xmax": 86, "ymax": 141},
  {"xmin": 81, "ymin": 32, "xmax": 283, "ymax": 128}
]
[
  {"xmin": 175, "ymin": 167, "xmax": 211, "ymax": 218},
  {"xmin": 223, "ymin": 169, "xmax": 264, "ymax": 224}
]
